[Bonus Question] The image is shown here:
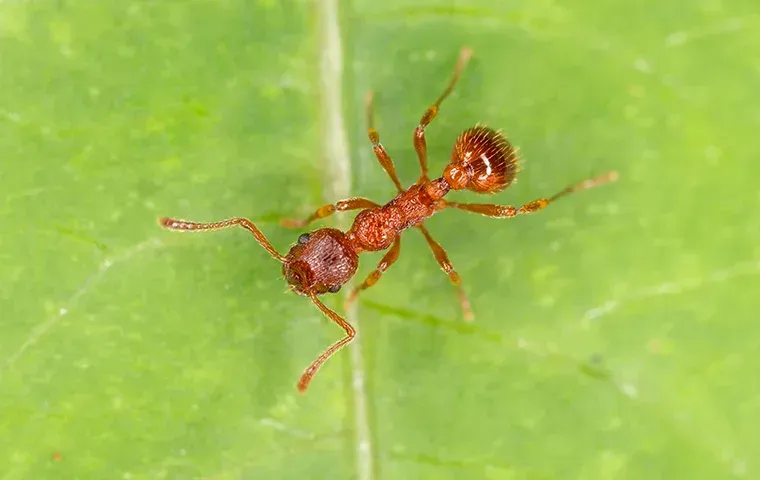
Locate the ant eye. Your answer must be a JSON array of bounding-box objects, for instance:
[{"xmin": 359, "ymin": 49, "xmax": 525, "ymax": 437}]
[
  {"xmin": 328, "ymin": 285, "xmax": 341, "ymax": 293},
  {"xmin": 298, "ymin": 233, "xmax": 310, "ymax": 244}
]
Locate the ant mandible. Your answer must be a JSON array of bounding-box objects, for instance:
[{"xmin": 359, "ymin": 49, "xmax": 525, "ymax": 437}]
[{"xmin": 159, "ymin": 47, "xmax": 618, "ymax": 393}]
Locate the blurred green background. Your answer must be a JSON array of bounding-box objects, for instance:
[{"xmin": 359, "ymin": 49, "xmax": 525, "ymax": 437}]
[{"xmin": 1, "ymin": 0, "xmax": 759, "ymax": 479}]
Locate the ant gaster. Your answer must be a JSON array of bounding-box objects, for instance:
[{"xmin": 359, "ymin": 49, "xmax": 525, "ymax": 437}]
[{"xmin": 159, "ymin": 48, "xmax": 618, "ymax": 392}]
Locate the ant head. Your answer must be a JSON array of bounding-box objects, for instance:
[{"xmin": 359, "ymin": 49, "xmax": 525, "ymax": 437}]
[{"xmin": 282, "ymin": 228, "xmax": 358, "ymax": 296}]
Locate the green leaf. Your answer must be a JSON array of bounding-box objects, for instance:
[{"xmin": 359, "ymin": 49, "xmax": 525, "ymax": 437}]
[{"xmin": 2, "ymin": 0, "xmax": 758, "ymax": 479}]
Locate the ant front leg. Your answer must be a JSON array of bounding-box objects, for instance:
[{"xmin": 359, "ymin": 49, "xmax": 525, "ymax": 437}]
[
  {"xmin": 446, "ymin": 171, "xmax": 620, "ymax": 219},
  {"xmin": 281, "ymin": 197, "xmax": 380, "ymax": 229},
  {"xmin": 344, "ymin": 236, "xmax": 402, "ymax": 310},
  {"xmin": 413, "ymin": 47, "xmax": 472, "ymax": 182},
  {"xmin": 365, "ymin": 90, "xmax": 404, "ymax": 193},
  {"xmin": 417, "ymin": 224, "xmax": 473, "ymax": 321}
]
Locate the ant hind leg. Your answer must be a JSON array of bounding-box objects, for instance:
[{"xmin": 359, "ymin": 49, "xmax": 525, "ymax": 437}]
[
  {"xmin": 413, "ymin": 47, "xmax": 472, "ymax": 182},
  {"xmin": 417, "ymin": 224, "xmax": 474, "ymax": 321},
  {"xmin": 446, "ymin": 171, "xmax": 619, "ymax": 219}
]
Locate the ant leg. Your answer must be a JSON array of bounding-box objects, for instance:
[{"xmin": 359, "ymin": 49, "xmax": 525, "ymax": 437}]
[
  {"xmin": 365, "ymin": 90, "xmax": 404, "ymax": 193},
  {"xmin": 417, "ymin": 224, "xmax": 473, "ymax": 322},
  {"xmin": 446, "ymin": 171, "xmax": 619, "ymax": 219},
  {"xmin": 298, "ymin": 293, "xmax": 356, "ymax": 392},
  {"xmin": 281, "ymin": 197, "xmax": 380, "ymax": 229},
  {"xmin": 159, "ymin": 216, "xmax": 285, "ymax": 262},
  {"xmin": 413, "ymin": 47, "xmax": 472, "ymax": 182},
  {"xmin": 344, "ymin": 236, "xmax": 401, "ymax": 310}
]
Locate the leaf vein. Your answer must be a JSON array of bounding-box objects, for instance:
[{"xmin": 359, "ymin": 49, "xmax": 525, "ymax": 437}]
[{"xmin": 0, "ymin": 237, "xmax": 164, "ymax": 379}]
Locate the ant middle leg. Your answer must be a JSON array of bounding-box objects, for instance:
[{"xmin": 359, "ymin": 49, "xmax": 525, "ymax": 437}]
[
  {"xmin": 365, "ymin": 90, "xmax": 404, "ymax": 193},
  {"xmin": 344, "ymin": 235, "xmax": 402, "ymax": 310},
  {"xmin": 417, "ymin": 224, "xmax": 474, "ymax": 322},
  {"xmin": 413, "ymin": 47, "xmax": 472, "ymax": 182},
  {"xmin": 281, "ymin": 197, "xmax": 380, "ymax": 229},
  {"xmin": 446, "ymin": 171, "xmax": 620, "ymax": 219}
]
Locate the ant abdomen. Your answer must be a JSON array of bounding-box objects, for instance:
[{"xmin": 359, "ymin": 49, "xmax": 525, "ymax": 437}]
[{"xmin": 443, "ymin": 125, "xmax": 518, "ymax": 194}]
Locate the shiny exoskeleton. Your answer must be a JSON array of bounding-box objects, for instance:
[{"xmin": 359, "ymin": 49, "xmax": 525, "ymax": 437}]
[{"xmin": 159, "ymin": 48, "xmax": 618, "ymax": 392}]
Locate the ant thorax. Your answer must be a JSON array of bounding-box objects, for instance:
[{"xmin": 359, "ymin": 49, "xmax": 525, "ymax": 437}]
[{"xmin": 346, "ymin": 178, "xmax": 449, "ymax": 253}]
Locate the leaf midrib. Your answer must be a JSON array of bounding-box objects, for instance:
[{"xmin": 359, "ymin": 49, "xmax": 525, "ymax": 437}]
[{"xmin": 317, "ymin": 1, "xmax": 375, "ymax": 479}]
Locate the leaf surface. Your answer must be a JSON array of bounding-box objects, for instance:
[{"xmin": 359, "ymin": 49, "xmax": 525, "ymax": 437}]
[{"xmin": 1, "ymin": 1, "xmax": 758, "ymax": 479}]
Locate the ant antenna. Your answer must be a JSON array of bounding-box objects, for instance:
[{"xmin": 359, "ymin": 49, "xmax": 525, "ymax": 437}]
[
  {"xmin": 158, "ymin": 217, "xmax": 285, "ymax": 262},
  {"xmin": 159, "ymin": 215, "xmax": 358, "ymax": 393},
  {"xmin": 297, "ymin": 293, "xmax": 356, "ymax": 392}
]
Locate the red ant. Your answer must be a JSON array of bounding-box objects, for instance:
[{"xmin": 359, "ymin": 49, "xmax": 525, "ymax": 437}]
[{"xmin": 159, "ymin": 48, "xmax": 618, "ymax": 392}]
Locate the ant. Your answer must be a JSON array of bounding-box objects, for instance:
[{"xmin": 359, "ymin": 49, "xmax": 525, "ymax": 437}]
[{"xmin": 159, "ymin": 47, "xmax": 618, "ymax": 393}]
